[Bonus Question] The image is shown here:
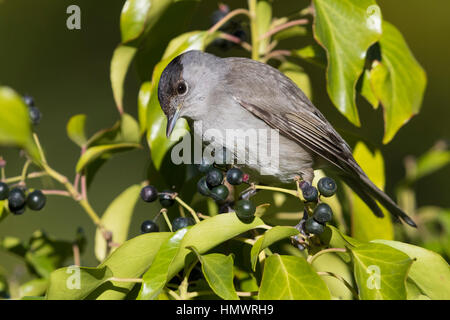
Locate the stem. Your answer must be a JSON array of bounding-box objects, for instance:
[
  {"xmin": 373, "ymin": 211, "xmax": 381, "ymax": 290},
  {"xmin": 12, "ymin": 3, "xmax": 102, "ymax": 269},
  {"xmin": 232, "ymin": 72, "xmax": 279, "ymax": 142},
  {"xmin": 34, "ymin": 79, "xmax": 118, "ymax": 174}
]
[
  {"xmin": 237, "ymin": 291, "xmax": 259, "ymax": 297},
  {"xmin": 179, "ymin": 259, "xmax": 197, "ymax": 300},
  {"xmin": 262, "ymin": 49, "xmax": 291, "ymax": 63},
  {"xmin": 208, "ymin": 8, "xmax": 251, "ymax": 34},
  {"xmin": 33, "ymin": 133, "xmax": 47, "ymax": 164},
  {"xmin": 295, "ymin": 178, "xmax": 307, "ymax": 202},
  {"xmin": 20, "ymin": 160, "xmax": 32, "ymax": 184},
  {"xmin": 217, "ymin": 32, "xmax": 252, "ymax": 51},
  {"xmin": 41, "ymin": 190, "xmax": 71, "ymax": 197},
  {"xmin": 72, "ymin": 242, "xmax": 80, "ymax": 266},
  {"xmin": 253, "ymin": 184, "xmax": 299, "ymax": 197},
  {"xmin": 161, "ymin": 209, "xmax": 173, "ymax": 232},
  {"xmin": 2, "ymin": 171, "xmax": 47, "ymax": 184},
  {"xmin": 174, "ymin": 196, "xmax": 200, "ymax": 224},
  {"xmin": 317, "ymin": 271, "xmax": 359, "ymax": 300},
  {"xmin": 167, "ymin": 289, "xmax": 182, "ymax": 300},
  {"xmin": 259, "ymin": 19, "xmax": 309, "ymax": 41},
  {"xmin": 307, "ymin": 248, "xmax": 347, "ymax": 264},
  {"xmin": 107, "ymin": 277, "xmax": 143, "ymax": 283},
  {"xmin": 248, "ymin": 0, "xmax": 259, "ymax": 60}
]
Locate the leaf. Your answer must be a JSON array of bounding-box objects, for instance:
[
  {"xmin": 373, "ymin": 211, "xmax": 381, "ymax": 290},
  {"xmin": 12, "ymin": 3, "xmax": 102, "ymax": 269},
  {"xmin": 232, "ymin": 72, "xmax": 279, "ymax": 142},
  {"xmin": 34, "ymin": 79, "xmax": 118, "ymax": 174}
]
[
  {"xmin": 0, "ymin": 86, "xmax": 41, "ymax": 163},
  {"xmin": 312, "ymin": 0, "xmax": 382, "ymax": 125},
  {"xmin": 76, "ymin": 143, "xmax": 141, "ymax": 172},
  {"xmin": 47, "ymin": 232, "xmax": 172, "ymax": 300},
  {"xmin": 138, "ymin": 81, "xmax": 152, "ymax": 134},
  {"xmin": 88, "ymin": 113, "xmax": 140, "ymax": 147},
  {"xmin": 250, "ymin": 226, "xmax": 299, "ymax": 271},
  {"xmin": 350, "ymin": 141, "xmax": 394, "ymax": 241},
  {"xmin": 370, "ymin": 21, "xmax": 426, "ymax": 144},
  {"xmin": 258, "ymin": 254, "xmax": 331, "ymax": 300},
  {"xmin": 0, "ymin": 200, "xmax": 9, "ymax": 224},
  {"xmin": 95, "ymin": 184, "xmax": 141, "ymax": 262},
  {"xmin": 358, "ymin": 69, "xmax": 379, "ymax": 109},
  {"xmin": 146, "ymin": 31, "xmax": 217, "ymax": 169},
  {"xmin": 278, "ymin": 61, "xmax": 312, "ymax": 99},
  {"xmin": 19, "ymin": 278, "xmax": 48, "ymax": 298},
  {"xmin": 292, "ymin": 44, "xmax": 327, "ymax": 68},
  {"xmin": 188, "ymin": 246, "xmax": 239, "ymax": 300},
  {"xmin": 408, "ymin": 147, "xmax": 450, "ymax": 183},
  {"xmin": 110, "ymin": 45, "xmax": 137, "ymax": 114},
  {"xmin": 273, "ymin": 25, "xmax": 307, "ymax": 41},
  {"xmin": 373, "ymin": 240, "xmax": 450, "ymax": 300},
  {"xmin": 138, "ymin": 228, "xmax": 188, "ymax": 300},
  {"xmin": 66, "ymin": 114, "xmax": 87, "ymax": 147},
  {"xmin": 349, "ymin": 242, "xmax": 413, "ymax": 300}
]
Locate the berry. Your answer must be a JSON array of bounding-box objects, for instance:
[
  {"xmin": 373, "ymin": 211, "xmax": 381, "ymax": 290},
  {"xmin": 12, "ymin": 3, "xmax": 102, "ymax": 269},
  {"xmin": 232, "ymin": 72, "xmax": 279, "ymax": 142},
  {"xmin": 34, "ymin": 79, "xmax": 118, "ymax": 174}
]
[
  {"xmin": 235, "ymin": 199, "xmax": 256, "ymax": 220},
  {"xmin": 172, "ymin": 217, "xmax": 195, "ymax": 231},
  {"xmin": 313, "ymin": 203, "xmax": 333, "ymax": 223},
  {"xmin": 159, "ymin": 191, "xmax": 175, "ymax": 208},
  {"xmin": 210, "ymin": 185, "xmax": 229, "ymax": 201},
  {"xmin": 26, "ymin": 190, "xmax": 46, "ymax": 211},
  {"xmin": 305, "ymin": 217, "xmax": 324, "ymax": 235},
  {"xmin": 8, "ymin": 188, "xmax": 26, "ymax": 213},
  {"xmin": 141, "ymin": 220, "xmax": 159, "ymax": 234},
  {"xmin": 197, "ymin": 176, "xmax": 211, "ymax": 196},
  {"xmin": 0, "ymin": 182, "xmax": 9, "ymax": 200},
  {"xmin": 206, "ymin": 168, "xmax": 223, "ymax": 188},
  {"xmin": 140, "ymin": 185, "xmax": 158, "ymax": 202},
  {"xmin": 210, "ymin": 5, "xmax": 230, "ymax": 30},
  {"xmin": 226, "ymin": 168, "xmax": 243, "ymax": 185},
  {"xmin": 302, "ymin": 185, "xmax": 318, "ymax": 202},
  {"xmin": 196, "ymin": 159, "xmax": 213, "ymax": 173},
  {"xmin": 29, "ymin": 106, "xmax": 41, "ymax": 125},
  {"xmin": 23, "ymin": 95, "xmax": 34, "ymax": 107},
  {"xmin": 317, "ymin": 177, "xmax": 337, "ymax": 197}
]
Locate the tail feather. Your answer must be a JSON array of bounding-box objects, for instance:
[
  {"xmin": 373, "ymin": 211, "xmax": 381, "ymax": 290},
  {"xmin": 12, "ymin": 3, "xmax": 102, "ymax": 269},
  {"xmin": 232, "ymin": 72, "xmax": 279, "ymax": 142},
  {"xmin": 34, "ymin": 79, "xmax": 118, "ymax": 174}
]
[{"xmin": 342, "ymin": 173, "xmax": 417, "ymax": 228}]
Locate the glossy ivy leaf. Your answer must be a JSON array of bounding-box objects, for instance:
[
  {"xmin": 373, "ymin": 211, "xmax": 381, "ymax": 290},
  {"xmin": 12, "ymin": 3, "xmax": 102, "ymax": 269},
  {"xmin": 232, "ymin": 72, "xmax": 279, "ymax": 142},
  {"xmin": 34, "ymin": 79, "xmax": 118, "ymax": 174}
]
[
  {"xmin": 95, "ymin": 184, "xmax": 141, "ymax": 262},
  {"xmin": 87, "ymin": 113, "xmax": 140, "ymax": 147},
  {"xmin": 138, "ymin": 81, "xmax": 152, "ymax": 134},
  {"xmin": 259, "ymin": 254, "xmax": 331, "ymax": 300},
  {"xmin": 66, "ymin": 114, "xmax": 87, "ymax": 147},
  {"xmin": 373, "ymin": 240, "xmax": 450, "ymax": 300},
  {"xmin": 47, "ymin": 232, "xmax": 172, "ymax": 300},
  {"xmin": 146, "ymin": 31, "xmax": 217, "ymax": 169},
  {"xmin": 138, "ymin": 228, "xmax": 189, "ymax": 300},
  {"xmin": 250, "ymin": 226, "xmax": 299, "ymax": 271},
  {"xmin": 256, "ymin": 0, "xmax": 272, "ymax": 55},
  {"xmin": 358, "ymin": 69, "xmax": 379, "ymax": 109},
  {"xmin": 0, "ymin": 86, "xmax": 41, "ymax": 163},
  {"xmin": 110, "ymin": 45, "xmax": 138, "ymax": 114},
  {"xmin": 407, "ymin": 146, "xmax": 450, "ymax": 183},
  {"xmin": 278, "ymin": 61, "xmax": 312, "ymax": 99},
  {"xmin": 19, "ymin": 278, "xmax": 48, "ymax": 298},
  {"xmin": 349, "ymin": 242, "xmax": 413, "ymax": 300},
  {"xmin": 188, "ymin": 246, "xmax": 239, "ymax": 300},
  {"xmin": 370, "ymin": 21, "xmax": 426, "ymax": 144},
  {"xmin": 313, "ymin": 0, "xmax": 382, "ymax": 126},
  {"xmin": 350, "ymin": 142, "xmax": 394, "ymax": 241}
]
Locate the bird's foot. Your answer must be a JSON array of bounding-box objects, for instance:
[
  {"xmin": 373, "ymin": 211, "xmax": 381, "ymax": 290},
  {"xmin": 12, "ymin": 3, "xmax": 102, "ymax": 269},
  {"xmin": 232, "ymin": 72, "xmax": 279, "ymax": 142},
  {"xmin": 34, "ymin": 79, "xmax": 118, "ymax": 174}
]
[
  {"xmin": 292, "ymin": 208, "xmax": 309, "ymax": 250},
  {"xmin": 239, "ymin": 183, "xmax": 260, "ymax": 200}
]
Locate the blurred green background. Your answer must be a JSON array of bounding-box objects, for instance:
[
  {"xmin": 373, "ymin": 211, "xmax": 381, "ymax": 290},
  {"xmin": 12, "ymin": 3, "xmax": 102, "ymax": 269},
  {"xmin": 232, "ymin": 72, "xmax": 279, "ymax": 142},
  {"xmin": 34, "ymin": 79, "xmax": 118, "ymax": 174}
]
[{"xmin": 0, "ymin": 0, "xmax": 449, "ymax": 278}]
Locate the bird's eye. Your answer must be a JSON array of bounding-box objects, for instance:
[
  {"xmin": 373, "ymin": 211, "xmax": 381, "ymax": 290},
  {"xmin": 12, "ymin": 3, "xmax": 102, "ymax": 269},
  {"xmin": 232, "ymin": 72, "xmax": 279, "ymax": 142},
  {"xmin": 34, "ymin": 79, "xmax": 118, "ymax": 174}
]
[{"xmin": 176, "ymin": 81, "xmax": 188, "ymax": 95}]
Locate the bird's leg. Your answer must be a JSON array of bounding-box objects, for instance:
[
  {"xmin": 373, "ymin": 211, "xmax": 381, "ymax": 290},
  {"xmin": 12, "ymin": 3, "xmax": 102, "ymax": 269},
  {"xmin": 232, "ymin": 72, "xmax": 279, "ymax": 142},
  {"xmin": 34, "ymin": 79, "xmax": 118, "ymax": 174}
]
[
  {"xmin": 239, "ymin": 182, "xmax": 260, "ymax": 200},
  {"xmin": 292, "ymin": 207, "xmax": 309, "ymax": 250}
]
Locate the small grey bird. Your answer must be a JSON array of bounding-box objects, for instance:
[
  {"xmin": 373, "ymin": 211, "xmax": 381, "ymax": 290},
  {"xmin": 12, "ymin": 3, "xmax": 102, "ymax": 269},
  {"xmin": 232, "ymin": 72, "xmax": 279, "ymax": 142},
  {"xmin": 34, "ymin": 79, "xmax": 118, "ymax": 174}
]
[{"xmin": 157, "ymin": 50, "xmax": 416, "ymax": 227}]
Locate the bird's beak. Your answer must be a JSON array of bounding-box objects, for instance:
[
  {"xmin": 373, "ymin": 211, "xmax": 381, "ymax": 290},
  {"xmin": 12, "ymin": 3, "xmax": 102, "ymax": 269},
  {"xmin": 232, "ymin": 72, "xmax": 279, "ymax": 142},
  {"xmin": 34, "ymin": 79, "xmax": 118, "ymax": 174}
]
[{"xmin": 166, "ymin": 105, "xmax": 181, "ymax": 137}]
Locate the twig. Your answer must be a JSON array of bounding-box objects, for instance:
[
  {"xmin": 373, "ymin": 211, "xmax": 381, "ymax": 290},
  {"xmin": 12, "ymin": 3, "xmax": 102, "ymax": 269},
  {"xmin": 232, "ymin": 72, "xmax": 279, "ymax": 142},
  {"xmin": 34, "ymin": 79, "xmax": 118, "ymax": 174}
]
[
  {"xmin": 208, "ymin": 8, "xmax": 251, "ymax": 34},
  {"xmin": 307, "ymin": 248, "xmax": 347, "ymax": 264},
  {"xmin": 41, "ymin": 189, "xmax": 71, "ymax": 197},
  {"xmin": 317, "ymin": 271, "xmax": 359, "ymax": 300},
  {"xmin": 174, "ymin": 196, "xmax": 201, "ymax": 224},
  {"xmin": 2, "ymin": 171, "xmax": 47, "ymax": 184},
  {"xmin": 72, "ymin": 242, "xmax": 80, "ymax": 266},
  {"xmin": 161, "ymin": 209, "xmax": 173, "ymax": 232},
  {"xmin": 217, "ymin": 32, "xmax": 252, "ymax": 51},
  {"xmin": 259, "ymin": 19, "xmax": 309, "ymax": 41}
]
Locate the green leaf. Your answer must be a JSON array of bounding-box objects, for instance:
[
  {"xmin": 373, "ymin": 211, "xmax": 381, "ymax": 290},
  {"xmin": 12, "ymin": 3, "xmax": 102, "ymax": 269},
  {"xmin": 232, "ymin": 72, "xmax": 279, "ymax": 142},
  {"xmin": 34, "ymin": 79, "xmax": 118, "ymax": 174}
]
[
  {"xmin": 0, "ymin": 200, "xmax": 9, "ymax": 224},
  {"xmin": 0, "ymin": 86, "xmax": 41, "ymax": 163},
  {"xmin": 349, "ymin": 242, "xmax": 413, "ymax": 300},
  {"xmin": 138, "ymin": 81, "xmax": 152, "ymax": 134},
  {"xmin": 188, "ymin": 247, "xmax": 239, "ymax": 300},
  {"xmin": 250, "ymin": 226, "xmax": 299, "ymax": 271},
  {"xmin": 88, "ymin": 113, "xmax": 140, "ymax": 147},
  {"xmin": 47, "ymin": 232, "xmax": 172, "ymax": 300},
  {"xmin": 19, "ymin": 278, "xmax": 48, "ymax": 298},
  {"xmin": 278, "ymin": 61, "xmax": 312, "ymax": 99},
  {"xmin": 370, "ymin": 21, "xmax": 426, "ymax": 144},
  {"xmin": 76, "ymin": 143, "xmax": 141, "ymax": 172},
  {"xmin": 312, "ymin": 0, "xmax": 382, "ymax": 125},
  {"xmin": 292, "ymin": 44, "xmax": 327, "ymax": 68},
  {"xmin": 110, "ymin": 45, "xmax": 137, "ymax": 114},
  {"xmin": 259, "ymin": 254, "xmax": 331, "ymax": 300},
  {"xmin": 373, "ymin": 240, "xmax": 450, "ymax": 300},
  {"xmin": 408, "ymin": 147, "xmax": 450, "ymax": 183},
  {"xmin": 358, "ymin": 69, "xmax": 379, "ymax": 109},
  {"xmin": 138, "ymin": 228, "xmax": 188, "ymax": 300},
  {"xmin": 146, "ymin": 31, "xmax": 216, "ymax": 169},
  {"xmin": 350, "ymin": 141, "xmax": 394, "ymax": 241},
  {"xmin": 95, "ymin": 184, "xmax": 141, "ymax": 262},
  {"xmin": 66, "ymin": 114, "xmax": 87, "ymax": 147},
  {"xmin": 256, "ymin": 0, "xmax": 272, "ymax": 55},
  {"xmin": 273, "ymin": 25, "xmax": 307, "ymax": 41}
]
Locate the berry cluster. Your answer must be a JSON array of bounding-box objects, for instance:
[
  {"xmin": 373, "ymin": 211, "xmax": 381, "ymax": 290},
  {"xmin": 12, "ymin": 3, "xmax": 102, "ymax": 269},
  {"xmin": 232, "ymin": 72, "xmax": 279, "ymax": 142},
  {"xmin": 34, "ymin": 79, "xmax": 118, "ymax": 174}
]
[
  {"xmin": 23, "ymin": 95, "xmax": 41, "ymax": 125},
  {"xmin": 303, "ymin": 177, "xmax": 337, "ymax": 235},
  {"xmin": 210, "ymin": 4, "xmax": 247, "ymax": 51},
  {"xmin": 0, "ymin": 182, "xmax": 46, "ymax": 215}
]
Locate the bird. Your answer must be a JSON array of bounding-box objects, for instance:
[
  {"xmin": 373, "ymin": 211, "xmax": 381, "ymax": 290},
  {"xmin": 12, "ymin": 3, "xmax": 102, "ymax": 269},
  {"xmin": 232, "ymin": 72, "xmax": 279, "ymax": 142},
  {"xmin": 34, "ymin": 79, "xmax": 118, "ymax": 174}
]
[{"xmin": 157, "ymin": 50, "xmax": 416, "ymax": 227}]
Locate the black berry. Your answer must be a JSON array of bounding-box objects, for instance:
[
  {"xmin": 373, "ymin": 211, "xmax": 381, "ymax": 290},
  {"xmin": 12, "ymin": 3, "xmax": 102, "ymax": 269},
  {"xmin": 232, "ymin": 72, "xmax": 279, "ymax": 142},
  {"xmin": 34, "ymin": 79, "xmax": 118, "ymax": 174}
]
[
  {"xmin": 317, "ymin": 177, "xmax": 337, "ymax": 197},
  {"xmin": 8, "ymin": 188, "xmax": 26, "ymax": 213},
  {"xmin": 313, "ymin": 203, "xmax": 333, "ymax": 223},
  {"xmin": 26, "ymin": 190, "xmax": 46, "ymax": 211},
  {"xmin": 23, "ymin": 95, "xmax": 34, "ymax": 107},
  {"xmin": 159, "ymin": 191, "xmax": 175, "ymax": 208},
  {"xmin": 141, "ymin": 220, "xmax": 159, "ymax": 234},
  {"xmin": 210, "ymin": 185, "xmax": 229, "ymax": 201},
  {"xmin": 226, "ymin": 168, "xmax": 243, "ymax": 185},
  {"xmin": 29, "ymin": 106, "xmax": 41, "ymax": 125},
  {"xmin": 206, "ymin": 168, "xmax": 223, "ymax": 188},
  {"xmin": 305, "ymin": 217, "xmax": 324, "ymax": 234},
  {"xmin": 0, "ymin": 182, "xmax": 9, "ymax": 200},
  {"xmin": 197, "ymin": 176, "xmax": 211, "ymax": 196},
  {"xmin": 302, "ymin": 185, "xmax": 319, "ymax": 202},
  {"xmin": 196, "ymin": 159, "xmax": 213, "ymax": 173},
  {"xmin": 235, "ymin": 199, "xmax": 256, "ymax": 221},
  {"xmin": 140, "ymin": 185, "xmax": 158, "ymax": 202},
  {"xmin": 172, "ymin": 217, "xmax": 195, "ymax": 231}
]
